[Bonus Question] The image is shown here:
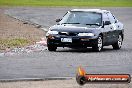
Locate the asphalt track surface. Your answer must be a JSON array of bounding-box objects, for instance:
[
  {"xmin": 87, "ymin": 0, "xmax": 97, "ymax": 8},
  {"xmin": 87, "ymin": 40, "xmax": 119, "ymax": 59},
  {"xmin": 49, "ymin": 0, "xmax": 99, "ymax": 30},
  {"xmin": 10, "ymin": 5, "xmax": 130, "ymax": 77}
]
[{"xmin": 0, "ymin": 7, "xmax": 132, "ymax": 79}]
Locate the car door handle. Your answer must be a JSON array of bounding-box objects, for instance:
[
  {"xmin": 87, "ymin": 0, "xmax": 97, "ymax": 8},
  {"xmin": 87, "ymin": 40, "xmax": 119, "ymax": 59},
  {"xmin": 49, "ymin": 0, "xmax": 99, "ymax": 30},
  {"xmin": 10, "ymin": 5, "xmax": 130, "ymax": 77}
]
[{"xmin": 110, "ymin": 27, "xmax": 113, "ymax": 29}]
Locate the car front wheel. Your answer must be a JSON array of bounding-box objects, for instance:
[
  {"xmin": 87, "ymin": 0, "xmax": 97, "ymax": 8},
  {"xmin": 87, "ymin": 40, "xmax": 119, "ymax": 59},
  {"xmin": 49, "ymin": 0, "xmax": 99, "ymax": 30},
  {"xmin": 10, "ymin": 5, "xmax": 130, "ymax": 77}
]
[
  {"xmin": 112, "ymin": 34, "xmax": 123, "ymax": 50},
  {"xmin": 48, "ymin": 45, "xmax": 57, "ymax": 51},
  {"xmin": 92, "ymin": 35, "xmax": 103, "ymax": 52}
]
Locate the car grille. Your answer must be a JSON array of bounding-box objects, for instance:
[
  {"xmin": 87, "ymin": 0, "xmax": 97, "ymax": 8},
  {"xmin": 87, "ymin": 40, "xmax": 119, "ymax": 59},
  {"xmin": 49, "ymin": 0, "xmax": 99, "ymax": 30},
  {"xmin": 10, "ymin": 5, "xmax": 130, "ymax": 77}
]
[{"xmin": 59, "ymin": 32, "xmax": 78, "ymax": 36}]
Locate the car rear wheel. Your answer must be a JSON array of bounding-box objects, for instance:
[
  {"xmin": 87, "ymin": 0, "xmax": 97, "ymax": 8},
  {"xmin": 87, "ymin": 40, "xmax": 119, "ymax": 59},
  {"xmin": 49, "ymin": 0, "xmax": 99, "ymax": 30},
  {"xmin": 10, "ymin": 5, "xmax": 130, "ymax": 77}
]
[
  {"xmin": 48, "ymin": 45, "xmax": 57, "ymax": 51},
  {"xmin": 92, "ymin": 35, "xmax": 103, "ymax": 52},
  {"xmin": 112, "ymin": 34, "xmax": 122, "ymax": 50}
]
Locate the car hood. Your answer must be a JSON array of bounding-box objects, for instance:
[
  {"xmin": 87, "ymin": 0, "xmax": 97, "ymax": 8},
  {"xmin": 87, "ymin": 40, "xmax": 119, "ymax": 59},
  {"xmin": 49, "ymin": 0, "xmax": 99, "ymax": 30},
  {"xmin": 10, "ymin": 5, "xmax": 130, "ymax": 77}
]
[{"xmin": 50, "ymin": 24, "xmax": 101, "ymax": 33}]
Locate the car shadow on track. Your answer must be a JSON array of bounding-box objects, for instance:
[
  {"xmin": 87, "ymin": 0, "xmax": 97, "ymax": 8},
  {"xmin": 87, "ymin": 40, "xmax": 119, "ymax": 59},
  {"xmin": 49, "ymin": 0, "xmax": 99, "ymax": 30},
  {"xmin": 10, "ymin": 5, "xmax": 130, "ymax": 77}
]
[{"xmin": 55, "ymin": 47, "xmax": 118, "ymax": 53}]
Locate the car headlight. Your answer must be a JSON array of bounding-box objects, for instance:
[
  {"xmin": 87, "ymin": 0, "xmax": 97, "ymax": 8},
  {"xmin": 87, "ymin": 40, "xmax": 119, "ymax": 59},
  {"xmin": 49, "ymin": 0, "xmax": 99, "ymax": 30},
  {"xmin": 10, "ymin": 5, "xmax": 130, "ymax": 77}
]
[
  {"xmin": 78, "ymin": 33, "xmax": 95, "ymax": 36},
  {"xmin": 46, "ymin": 30, "xmax": 58, "ymax": 36}
]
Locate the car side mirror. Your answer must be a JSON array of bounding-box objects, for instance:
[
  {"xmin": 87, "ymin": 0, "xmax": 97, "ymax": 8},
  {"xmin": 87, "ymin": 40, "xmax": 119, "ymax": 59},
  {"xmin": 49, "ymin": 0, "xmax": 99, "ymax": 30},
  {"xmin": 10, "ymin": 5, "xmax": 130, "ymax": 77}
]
[
  {"xmin": 56, "ymin": 19, "xmax": 61, "ymax": 22},
  {"xmin": 104, "ymin": 21, "xmax": 111, "ymax": 25}
]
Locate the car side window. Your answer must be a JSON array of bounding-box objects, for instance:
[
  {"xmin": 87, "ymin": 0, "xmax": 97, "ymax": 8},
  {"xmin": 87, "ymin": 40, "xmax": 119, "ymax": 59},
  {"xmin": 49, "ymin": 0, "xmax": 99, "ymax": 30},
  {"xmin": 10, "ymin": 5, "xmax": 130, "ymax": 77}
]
[
  {"xmin": 103, "ymin": 13, "xmax": 110, "ymax": 22},
  {"xmin": 107, "ymin": 12, "xmax": 116, "ymax": 24},
  {"xmin": 112, "ymin": 14, "xmax": 118, "ymax": 23}
]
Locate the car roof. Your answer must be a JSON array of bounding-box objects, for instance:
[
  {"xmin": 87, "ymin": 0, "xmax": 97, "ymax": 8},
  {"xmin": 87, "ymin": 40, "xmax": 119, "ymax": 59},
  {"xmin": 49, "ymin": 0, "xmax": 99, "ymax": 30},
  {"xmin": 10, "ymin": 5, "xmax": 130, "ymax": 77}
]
[{"xmin": 70, "ymin": 9, "xmax": 110, "ymax": 13}]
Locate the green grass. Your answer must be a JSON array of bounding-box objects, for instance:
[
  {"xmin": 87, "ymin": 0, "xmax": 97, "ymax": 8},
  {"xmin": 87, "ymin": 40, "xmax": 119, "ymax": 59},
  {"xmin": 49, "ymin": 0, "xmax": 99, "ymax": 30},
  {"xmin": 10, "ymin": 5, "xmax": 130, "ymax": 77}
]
[
  {"xmin": 0, "ymin": 0, "xmax": 132, "ymax": 7},
  {"xmin": 0, "ymin": 38, "xmax": 30, "ymax": 50}
]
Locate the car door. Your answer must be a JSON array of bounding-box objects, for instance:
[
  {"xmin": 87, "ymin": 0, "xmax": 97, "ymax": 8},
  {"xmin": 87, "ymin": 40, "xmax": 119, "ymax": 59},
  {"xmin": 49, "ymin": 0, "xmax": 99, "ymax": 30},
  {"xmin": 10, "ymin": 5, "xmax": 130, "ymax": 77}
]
[
  {"xmin": 102, "ymin": 12, "xmax": 113, "ymax": 45},
  {"xmin": 107, "ymin": 12, "xmax": 118, "ymax": 43},
  {"xmin": 111, "ymin": 14, "xmax": 123, "ymax": 42}
]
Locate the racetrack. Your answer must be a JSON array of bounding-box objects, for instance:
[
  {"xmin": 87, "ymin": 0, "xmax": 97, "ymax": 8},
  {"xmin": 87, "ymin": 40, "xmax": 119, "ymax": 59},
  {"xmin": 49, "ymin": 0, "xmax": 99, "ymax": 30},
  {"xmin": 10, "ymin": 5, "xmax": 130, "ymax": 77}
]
[{"xmin": 0, "ymin": 7, "xmax": 132, "ymax": 79}]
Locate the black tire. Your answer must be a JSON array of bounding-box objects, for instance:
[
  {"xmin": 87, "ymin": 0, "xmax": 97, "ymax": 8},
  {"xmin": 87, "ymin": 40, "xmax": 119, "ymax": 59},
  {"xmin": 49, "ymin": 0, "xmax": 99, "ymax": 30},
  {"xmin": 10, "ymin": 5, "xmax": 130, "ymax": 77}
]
[
  {"xmin": 92, "ymin": 35, "xmax": 103, "ymax": 52},
  {"xmin": 112, "ymin": 34, "xmax": 123, "ymax": 50},
  {"xmin": 48, "ymin": 45, "xmax": 57, "ymax": 51}
]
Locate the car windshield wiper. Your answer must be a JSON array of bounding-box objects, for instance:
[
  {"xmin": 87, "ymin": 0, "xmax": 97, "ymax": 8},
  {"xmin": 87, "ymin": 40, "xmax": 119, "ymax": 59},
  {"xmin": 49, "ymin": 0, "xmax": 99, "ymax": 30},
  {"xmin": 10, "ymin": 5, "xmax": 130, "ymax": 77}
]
[
  {"xmin": 61, "ymin": 23, "xmax": 80, "ymax": 24},
  {"xmin": 86, "ymin": 23, "xmax": 101, "ymax": 26}
]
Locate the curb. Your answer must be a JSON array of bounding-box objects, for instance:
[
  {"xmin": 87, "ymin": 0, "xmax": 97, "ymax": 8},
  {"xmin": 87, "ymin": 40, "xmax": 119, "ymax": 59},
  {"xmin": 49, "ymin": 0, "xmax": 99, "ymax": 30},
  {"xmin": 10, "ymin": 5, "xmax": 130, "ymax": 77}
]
[
  {"xmin": 41, "ymin": 27, "xmax": 48, "ymax": 32},
  {"xmin": 5, "ymin": 12, "xmax": 49, "ymax": 32},
  {"xmin": 0, "ymin": 77, "xmax": 73, "ymax": 82}
]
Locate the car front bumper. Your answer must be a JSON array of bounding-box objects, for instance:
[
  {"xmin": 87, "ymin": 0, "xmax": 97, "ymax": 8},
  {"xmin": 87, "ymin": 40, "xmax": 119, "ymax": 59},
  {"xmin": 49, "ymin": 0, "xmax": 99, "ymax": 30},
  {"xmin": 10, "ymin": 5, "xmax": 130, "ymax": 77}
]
[{"xmin": 47, "ymin": 35, "xmax": 98, "ymax": 47}]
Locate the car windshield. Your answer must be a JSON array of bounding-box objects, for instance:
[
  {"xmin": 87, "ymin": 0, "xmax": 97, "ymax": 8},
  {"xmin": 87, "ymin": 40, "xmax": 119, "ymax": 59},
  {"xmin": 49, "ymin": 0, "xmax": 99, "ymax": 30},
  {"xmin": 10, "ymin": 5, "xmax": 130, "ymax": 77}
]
[{"xmin": 60, "ymin": 11, "xmax": 102, "ymax": 26}]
